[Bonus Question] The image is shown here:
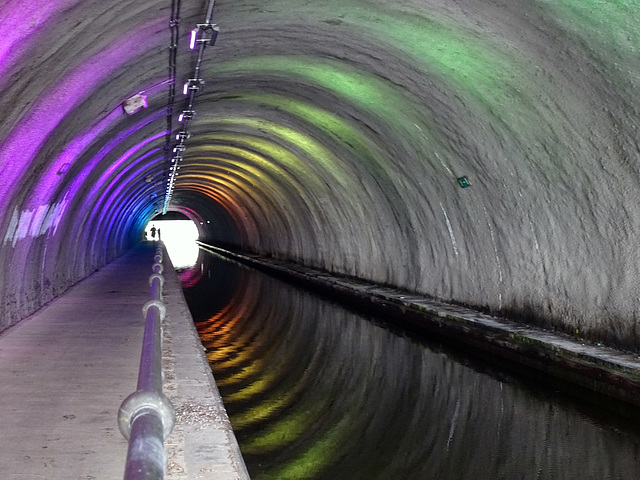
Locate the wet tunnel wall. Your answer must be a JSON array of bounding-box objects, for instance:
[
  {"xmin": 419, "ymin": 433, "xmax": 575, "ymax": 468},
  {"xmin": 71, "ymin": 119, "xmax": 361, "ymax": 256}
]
[{"xmin": 1, "ymin": 1, "xmax": 639, "ymax": 348}]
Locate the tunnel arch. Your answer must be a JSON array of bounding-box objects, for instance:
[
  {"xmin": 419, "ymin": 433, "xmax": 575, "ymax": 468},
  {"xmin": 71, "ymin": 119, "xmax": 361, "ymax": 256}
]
[{"xmin": 1, "ymin": 0, "xmax": 639, "ymax": 349}]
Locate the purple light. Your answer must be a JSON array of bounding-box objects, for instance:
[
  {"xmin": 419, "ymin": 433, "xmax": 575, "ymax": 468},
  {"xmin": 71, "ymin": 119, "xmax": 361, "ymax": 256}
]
[
  {"xmin": 63, "ymin": 113, "xmax": 164, "ymax": 221},
  {"xmin": 83, "ymin": 150, "xmax": 164, "ymax": 251},
  {"xmin": 77, "ymin": 133, "xmax": 166, "ymax": 244},
  {"xmin": 101, "ymin": 133, "xmax": 165, "ymax": 181},
  {"xmin": 0, "ymin": 1, "xmax": 78, "ymax": 82},
  {"xmin": 10, "ymin": 101, "xmax": 123, "ymax": 216},
  {"xmin": 90, "ymin": 146, "xmax": 162, "ymax": 222},
  {"xmin": 21, "ymin": 74, "xmax": 169, "ymax": 216},
  {"xmin": 0, "ymin": 20, "xmax": 165, "ymax": 209},
  {"xmin": 190, "ymin": 28, "xmax": 198, "ymax": 50}
]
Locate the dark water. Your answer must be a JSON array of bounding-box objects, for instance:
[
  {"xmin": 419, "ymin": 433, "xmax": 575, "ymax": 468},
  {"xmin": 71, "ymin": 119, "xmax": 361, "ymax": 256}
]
[{"xmin": 180, "ymin": 251, "xmax": 640, "ymax": 480}]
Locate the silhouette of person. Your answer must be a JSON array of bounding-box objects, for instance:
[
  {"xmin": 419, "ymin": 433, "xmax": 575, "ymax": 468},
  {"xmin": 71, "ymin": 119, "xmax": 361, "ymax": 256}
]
[
  {"xmin": 157, "ymin": 228, "xmax": 161, "ymax": 240},
  {"xmin": 150, "ymin": 226, "xmax": 157, "ymax": 239}
]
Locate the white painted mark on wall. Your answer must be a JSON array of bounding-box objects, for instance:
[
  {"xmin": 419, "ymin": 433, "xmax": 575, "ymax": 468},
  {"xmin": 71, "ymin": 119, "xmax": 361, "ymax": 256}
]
[
  {"xmin": 29, "ymin": 204, "xmax": 49, "ymax": 236},
  {"xmin": 3, "ymin": 195, "xmax": 69, "ymax": 246},
  {"xmin": 4, "ymin": 208, "xmax": 19, "ymax": 245},
  {"xmin": 528, "ymin": 218, "xmax": 540, "ymax": 253},
  {"xmin": 483, "ymin": 205, "xmax": 503, "ymax": 310},
  {"xmin": 434, "ymin": 151, "xmax": 454, "ymax": 176},
  {"xmin": 518, "ymin": 189, "xmax": 541, "ymax": 254},
  {"xmin": 440, "ymin": 202, "xmax": 459, "ymax": 256}
]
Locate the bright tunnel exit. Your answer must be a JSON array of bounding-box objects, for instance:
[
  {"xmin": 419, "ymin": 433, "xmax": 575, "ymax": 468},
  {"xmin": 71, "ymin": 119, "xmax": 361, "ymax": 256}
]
[{"xmin": 144, "ymin": 219, "xmax": 200, "ymax": 269}]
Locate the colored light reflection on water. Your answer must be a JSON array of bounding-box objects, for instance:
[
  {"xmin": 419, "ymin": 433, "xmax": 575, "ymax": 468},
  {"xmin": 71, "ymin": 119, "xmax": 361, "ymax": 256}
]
[{"xmin": 182, "ymin": 252, "xmax": 640, "ymax": 480}]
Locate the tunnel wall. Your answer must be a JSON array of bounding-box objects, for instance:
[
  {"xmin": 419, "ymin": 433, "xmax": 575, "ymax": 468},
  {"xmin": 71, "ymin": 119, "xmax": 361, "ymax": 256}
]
[
  {"xmin": 1, "ymin": 0, "xmax": 639, "ymax": 349},
  {"xmin": 191, "ymin": 0, "xmax": 640, "ymax": 349},
  {"xmin": 0, "ymin": 0, "xmax": 210, "ymax": 329}
]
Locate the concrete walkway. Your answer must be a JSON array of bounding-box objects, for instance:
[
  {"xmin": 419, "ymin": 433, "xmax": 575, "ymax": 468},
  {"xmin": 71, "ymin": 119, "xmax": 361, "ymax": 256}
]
[{"xmin": 0, "ymin": 242, "xmax": 248, "ymax": 480}]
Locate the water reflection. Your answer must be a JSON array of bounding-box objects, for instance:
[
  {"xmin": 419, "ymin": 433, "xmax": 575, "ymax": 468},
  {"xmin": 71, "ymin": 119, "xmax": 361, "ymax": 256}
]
[{"xmin": 182, "ymin": 254, "xmax": 640, "ymax": 480}]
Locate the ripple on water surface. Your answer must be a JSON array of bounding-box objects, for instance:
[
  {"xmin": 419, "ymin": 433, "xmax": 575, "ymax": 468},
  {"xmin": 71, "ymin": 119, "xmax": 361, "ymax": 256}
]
[{"xmin": 182, "ymin": 254, "xmax": 640, "ymax": 480}]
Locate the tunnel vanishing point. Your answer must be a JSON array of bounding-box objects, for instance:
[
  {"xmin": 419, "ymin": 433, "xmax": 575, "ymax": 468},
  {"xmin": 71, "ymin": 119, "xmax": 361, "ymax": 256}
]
[{"xmin": 1, "ymin": 1, "xmax": 640, "ymax": 353}]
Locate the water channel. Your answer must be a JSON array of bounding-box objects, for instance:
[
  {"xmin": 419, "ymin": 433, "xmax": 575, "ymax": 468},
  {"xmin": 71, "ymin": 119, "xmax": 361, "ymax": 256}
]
[{"xmin": 179, "ymin": 250, "xmax": 640, "ymax": 480}]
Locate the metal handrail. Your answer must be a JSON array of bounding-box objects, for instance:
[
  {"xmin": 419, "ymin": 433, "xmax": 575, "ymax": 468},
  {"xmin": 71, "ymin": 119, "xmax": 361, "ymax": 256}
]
[{"xmin": 118, "ymin": 245, "xmax": 175, "ymax": 479}]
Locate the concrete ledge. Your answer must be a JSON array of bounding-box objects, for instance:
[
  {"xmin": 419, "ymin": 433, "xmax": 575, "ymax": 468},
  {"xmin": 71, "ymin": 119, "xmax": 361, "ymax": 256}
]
[
  {"xmin": 160, "ymin": 244, "xmax": 250, "ymax": 480},
  {"xmin": 197, "ymin": 241, "xmax": 640, "ymax": 409}
]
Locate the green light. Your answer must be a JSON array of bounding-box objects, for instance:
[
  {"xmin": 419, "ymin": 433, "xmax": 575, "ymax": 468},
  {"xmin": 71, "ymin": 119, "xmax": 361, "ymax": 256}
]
[
  {"xmin": 241, "ymin": 395, "xmax": 328, "ymax": 455},
  {"xmin": 208, "ymin": 120, "xmax": 354, "ymax": 190},
  {"xmin": 196, "ymin": 138, "xmax": 327, "ymax": 196},
  {"xmin": 255, "ymin": 414, "xmax": 354, "ymax": 480},
  {"xmin": 219, "ymin": 92, "xmax": 387, "ymax": 166},
  {"xmin": 215, "ymin": 56, "xmax": 415, "ymax": 124}
]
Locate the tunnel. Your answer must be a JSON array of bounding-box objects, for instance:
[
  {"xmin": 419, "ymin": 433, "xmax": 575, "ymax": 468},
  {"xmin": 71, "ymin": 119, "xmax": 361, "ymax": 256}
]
[{"xmin": 1, "ymin": 0, "xmax": 640, "ymax": 354}]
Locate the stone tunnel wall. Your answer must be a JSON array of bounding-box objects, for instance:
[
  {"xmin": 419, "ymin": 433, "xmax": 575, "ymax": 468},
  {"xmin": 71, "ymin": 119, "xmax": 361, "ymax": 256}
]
[{"xmin": 1, "ymin": 0, "xmax": 639, "ymax": 349}]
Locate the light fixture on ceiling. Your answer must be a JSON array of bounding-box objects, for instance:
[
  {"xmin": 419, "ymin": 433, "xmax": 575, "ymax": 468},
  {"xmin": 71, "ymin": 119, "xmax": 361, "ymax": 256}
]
[
  {"xmin": 122, "ymin": 93, "xmax": 148, "ymax": 115},
  {"xmin": 183, "ymin": 78, "xmax": 204, "ymax": 95},
  {"xmin": 190, "ymin": 24, "xmax": 219, "ymax": 49},
  {"xmin": 164, "ymin": 0, "xmax": 218, "ymax": 215},
  {"xmin": 178, "ymin": 110, "xmax": 195, "ymax": 122}
]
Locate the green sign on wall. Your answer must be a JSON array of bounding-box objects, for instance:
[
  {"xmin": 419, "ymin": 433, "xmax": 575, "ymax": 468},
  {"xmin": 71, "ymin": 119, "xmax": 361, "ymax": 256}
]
[{"xmin": 457, "ymin": 176, "xmax": 471, "ymax": 188}]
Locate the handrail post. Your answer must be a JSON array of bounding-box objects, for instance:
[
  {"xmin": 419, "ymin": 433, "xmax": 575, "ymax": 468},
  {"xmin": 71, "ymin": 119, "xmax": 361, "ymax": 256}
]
[{"xmin": 118, "ymin": 245, "xmax": 175, "ymax": 480}]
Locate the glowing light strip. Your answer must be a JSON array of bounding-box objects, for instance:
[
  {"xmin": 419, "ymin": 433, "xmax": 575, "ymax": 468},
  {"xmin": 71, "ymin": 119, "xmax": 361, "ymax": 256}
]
[{"xmin": 162, "ymin": 0, "xmax": 218, "ymax": 214}]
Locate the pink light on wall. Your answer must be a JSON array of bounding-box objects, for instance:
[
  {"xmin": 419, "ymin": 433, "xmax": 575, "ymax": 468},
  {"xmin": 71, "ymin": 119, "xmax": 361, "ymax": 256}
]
[
  {"xmin": 0, "ymin": 18, "xmax": 165, "ymax": 211},
  {"xmin": 0, "ymin": 0, "xmax": 79, "ymax": 84},
  {"xmin": 27, "ymin": 75, "xmax": 172, "ymax": 213},
  {"xmin": 26, "ymin": 108, "xmax": 122, "ymax": 209},
  {"xmin": 100, "ymin": 152, "xmax": 161, "ymax": 212},
  {"xmin": 103, "ymin": 132, "xmax": 164, "ymax": 180},
  {"xmin": 80, "ymin": 144, "xmax": 166, "ymax": 255},
  {"xmin": 76, "ymin": 131, "xmax": 166, "ymax": 226},
  {"xmin": 2, "ymin": 112, "xmax": 163, "ymax": 247},
  {"xmin": 66, "ymin": 111, "xmax": 163, "ymax": 202}
]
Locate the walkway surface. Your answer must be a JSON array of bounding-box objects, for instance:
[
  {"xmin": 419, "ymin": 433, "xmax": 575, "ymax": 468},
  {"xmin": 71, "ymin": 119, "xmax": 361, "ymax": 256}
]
[{"xmin": 0, "ymin": 242, "xmax": 248, "ymax": 480}]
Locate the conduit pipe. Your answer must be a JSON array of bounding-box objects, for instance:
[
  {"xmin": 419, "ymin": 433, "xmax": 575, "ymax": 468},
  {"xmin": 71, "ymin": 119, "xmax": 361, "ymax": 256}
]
[
  {"xmin": 160, "ymin": 0, "xmax": 181, "ymax": 214},
  {"xmin": 118, "ymin": 245, "xmax": 175, "ymax": 480},
  {"xmin": 162, "ymin": 0, "xmax": 217, "ymax": 213}
]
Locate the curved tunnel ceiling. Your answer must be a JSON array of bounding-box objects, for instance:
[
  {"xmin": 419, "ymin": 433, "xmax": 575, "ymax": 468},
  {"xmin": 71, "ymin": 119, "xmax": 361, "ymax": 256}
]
[{"xmin": 1, "ymin": 0, "xmax": 639, "ymax": 348}]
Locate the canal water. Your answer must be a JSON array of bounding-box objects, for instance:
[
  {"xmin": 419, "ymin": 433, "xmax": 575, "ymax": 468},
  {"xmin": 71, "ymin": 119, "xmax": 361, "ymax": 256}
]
[{"xmin": 179, "ymin": 251, "xmax": 640, "ymax": 480}]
